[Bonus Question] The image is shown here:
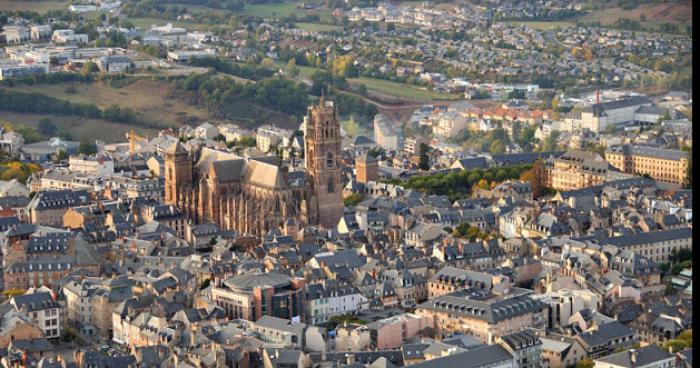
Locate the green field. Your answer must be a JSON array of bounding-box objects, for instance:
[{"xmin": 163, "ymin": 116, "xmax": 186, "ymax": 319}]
[
  {"xmin": 244, "ymin": 2, "xmax": 304, "ymax": 17},
  {"xmin": 0, "ymin": 112, "xmax": 159, "ymax": 143},
  {"xmin": 349, "ymin": 77, "xmax": 461, "ymax": 101},
  {"xmin": 0, "ymin": 0, "xmax": 67, "ymax": 13},
  {"xmin": 295, "ymin": 22, "xmax": 343, "ymax": 32},
  {"xmin": 502, "ymin": 20, "xmax": 576, "ymax": 30},
  {"xmin": 10, "ymin": 79, "xmax": 212, "ymax": 128}
]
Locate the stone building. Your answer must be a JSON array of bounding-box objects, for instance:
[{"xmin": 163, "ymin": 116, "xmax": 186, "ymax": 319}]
[
  {"xmin": 164, "ymin": 99, "xmax": 344, "ymax": 235},
  {"xmin": 606, "ymin": 145, "xmax": 689, "ymax": 186}
]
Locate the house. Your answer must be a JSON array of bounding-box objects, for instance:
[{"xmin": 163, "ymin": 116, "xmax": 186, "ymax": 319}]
[
  {"xmin": 19, "ymin": 137, "xmax": 80, "ymax": 161},
  {"xmin": 10, "ymin": 290, "xmax": 62, "ymax": 339},
  {"xmin": 250, "ymin": 316, "xmax": 329, "ymax": 352},
  {"xmin": 593, "ymin": 344, "xmax": 674, "ymax": 368},
  {"xmin": 497, "ymin": 329, "xmax": 542, "ymax": 368},
  {"xmin": 575, "ymin": 321, "xmax": 637, "ymax": 359},
  {"xmin": 0, "ymin": 179, "xmax": 29, "ymax": 197},
  {"xmin": 408, "ymin": 344, "xmax": 514, "ymax": 368},
  {"xmin": 540, "ymin": 333, "xmax": 588, "ymax": 368},
  {"xmin": 194, "ymin": 122, "xmax": 219, "ymax": 140},
  {"xmin": 0, "ymin": 304, "xmax": 44, "ymax": 348}
]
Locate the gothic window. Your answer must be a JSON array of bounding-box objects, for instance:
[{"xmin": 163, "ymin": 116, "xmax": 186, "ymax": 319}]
[
  {"xmin": 326, "ymin": 152, "xmax": 333, "ymax": 168},
  {"xmin": 327, "ymin": 177, "xmax": 335, "ymax": 193},
  {"xmin": 168, "ymin": 167, "xmax": 173, "ymax": 181}
]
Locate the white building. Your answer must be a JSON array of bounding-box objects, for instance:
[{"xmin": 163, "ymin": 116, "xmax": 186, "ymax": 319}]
[
  {"xmin": 194, "ymin": 122, "xmax": 219, "ymax": 140},
  {"xmin": 532, "ymin": 288, "xmax": 600, "ymax": 329},
  {"xmin": 306, "ymin": 282, "xmax": 368, "ymax": 325},
  {"xmin": 10, "ymin": 289, "xmax": 62, "ymax": 339},
  {"xmin": 373, "ymin": 115, "xmax": 399, "ymax": 151},
  {"xmin": 0, "ymin": 60, "xmax": 48, "ymax": 81},
  {"xmin": 68, "ymin": 154, "xmax": 115, "ymax": 177},
  {"xmin": 2, "ymin": 26, "xmax": 29, "ymax": 45},
  {"xmin": 256, "ymin": 126, "xmax": 293, "ymax": 153},
  {"xmin": 52, "ymin": 30, "xmax": 89, "ymax": 44},
  {"xmin": 30, "ymin": 25, "xmax": 52, "ymax": 41},
  {"xmin": 563, "ymin": 96, "xmax": 652, "ymax": 133}
]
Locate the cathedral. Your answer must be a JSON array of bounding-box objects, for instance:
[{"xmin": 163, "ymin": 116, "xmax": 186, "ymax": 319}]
[{"xmin": 164, "ymin": 98, "xmax": 344, "ymax": 236}]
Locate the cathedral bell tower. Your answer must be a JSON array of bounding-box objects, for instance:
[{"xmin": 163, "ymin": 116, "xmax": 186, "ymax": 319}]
[
  {"xmin": 164, "ymin": 141, "xmax": 192, "ymax": 208},
  {"xmin": 304, "ymin": 96, "xmax": 344, "ymax": 228}
]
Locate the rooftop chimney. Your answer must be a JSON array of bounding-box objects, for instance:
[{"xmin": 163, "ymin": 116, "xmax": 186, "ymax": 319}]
[{"xmin": 630, "ymin": 349, "xmax": 637, "ymax": 364}]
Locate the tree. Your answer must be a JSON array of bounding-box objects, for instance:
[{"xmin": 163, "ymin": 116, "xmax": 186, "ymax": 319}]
[
  {"xmin": 418, "ymin": 143, "xmax": 430, "ymax": 170},
  {"xmin": 199, "ymin": 278, "xmax": 211, "ymax": 290},
  {"xmin": 358, "ymin": 84, "xmax": 368, "ymax": 96},
  {"xmin": 575, "ymin": 358, "xmax": 594, "ymax": 368},
  {"xmin": 78, "ymin": 136, "xmax": 97, "ymax": 155},
  {"xmin": 663, "ymin": 339, "xmax": 689, "ymax": 353},
  {"xmin": 80, "ymin": 62, "xmax": 99, "ymax": 76},
  {"xmin": 13, "ymin": 125, "xmax": 42, "ymax": 143},
  {"xmin": 344, "ymin": 193, "xmax": 364, "ymax": 206},
  {"xmin": 551, "ymin": 96, "xmax": 560, "ymax": 111},
  {"xmin": 541, "ymin": 131, "xmax": 560, "ymax": 151},
  {"xmin": 489, "ymin": 139, "xmax": 506, "ymax": 154},
  {"xmin": 287, "ymin": 58, "xmax": 299, "ymax": 77},
  {"xmin": 38, "ymin": 118, "xmax": 57, "ymax": 137},
  {"xmin": 521, "ymin": 159, "xmax": 546, "ymax": 198},
  {"xmin": 57, "ymin": 150, "xmax": 69, "ymax": 161}
]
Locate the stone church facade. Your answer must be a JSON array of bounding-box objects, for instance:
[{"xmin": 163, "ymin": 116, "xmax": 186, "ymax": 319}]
[{"xmin": 164, "ymin": 99, "xmax": 343, "ymax": 236}]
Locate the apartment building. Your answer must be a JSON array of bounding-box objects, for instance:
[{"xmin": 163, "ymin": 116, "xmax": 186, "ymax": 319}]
[
  {"xmin": 606, "ymin": 145, "xmax": 689, "ymax": 186},
  {"xmin": 544, "ymin": 150, "xmax": 625, "ymax": 191},
  {"xmin": 601, "ymin": 228, "xmax": 692, "ymax": 263},
  {"xmin": 415, "ymin": 287, "xmax": 545, "ymax": 343}
]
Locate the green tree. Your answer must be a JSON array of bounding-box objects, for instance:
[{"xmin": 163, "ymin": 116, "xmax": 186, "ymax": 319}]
[
  {"xmin": 80, "ymin": 62, "xmax": 99, "ymax": 76},
  {"xmin": 418, "ymin": 143, "xmax": 430, "ymax": 170},
  {"xmin": 575, "ymin": 358, "xmax": 594, "ymax": 368},
  {"xmin": 287, "ymin": 58, "xmax": 299, "ymax": 77},
  {"xmin": 663, "ymin": 339, "xmax": 689, "ymax": 353},
  {"xmin": 38, "ymin": 118, "xmax": 57, "ymax": 137},
  {"xmin": 344, "ymin": 193, "xmax": 364, "ymax": 206},
  {"xmin": 489, "ymin": 139, "xmax": 506, "ymax": 154},
  {"xmin": 78, "ymin": 136, "xmax": 97, "ymax": 155}
]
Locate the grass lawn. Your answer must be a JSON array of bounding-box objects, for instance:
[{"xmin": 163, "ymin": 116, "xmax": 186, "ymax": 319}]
[
  {"xmin": 295, "ymin": 22, "xmax": 343, "ymax": 32},
  {"xmin": 1, "ymin": 112, "xmax": 159, "ymax": 143},
  {"xmin": 576, "ymin": 2, "xmax": 691, "ymax": 25},
  {"xmin": 274, "ymin": 62, "xmax": 321, "ymax": 79},
  {"xmin": 10, "ymin": 79, "xmax": 212, "ymax": 129},
  {"xmin": 502, "ymin": 20, "xmax": 576, "ymax": 30},
  {"xmin": 244, "ymin": 2, "xmax": 304, "ymax": 18},
  {"xmin": 0, "ymin": 0, "xmax": 67, "ymax": 13},
  {"xmin": 349, "ymin": 77, "xmax": 461, "ymax": 101},
  {"xmin": 297, "ymin": 65, "xmax": 322, "ymax": 78}
]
